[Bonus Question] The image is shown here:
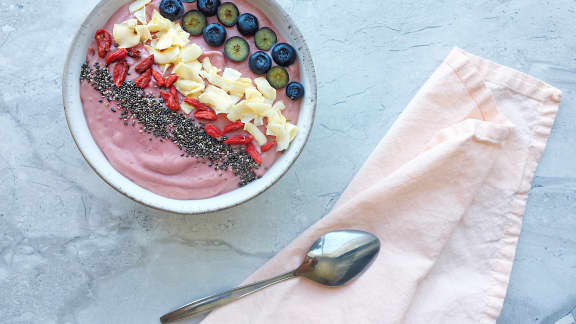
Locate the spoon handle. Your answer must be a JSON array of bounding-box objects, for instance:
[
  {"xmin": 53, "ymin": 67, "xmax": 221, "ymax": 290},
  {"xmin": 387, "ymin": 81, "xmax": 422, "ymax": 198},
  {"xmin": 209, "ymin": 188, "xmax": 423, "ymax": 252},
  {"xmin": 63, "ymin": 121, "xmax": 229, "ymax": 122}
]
[{"xmin": 160, "ymin": 271, "xmax": 297, "ymax": 323}]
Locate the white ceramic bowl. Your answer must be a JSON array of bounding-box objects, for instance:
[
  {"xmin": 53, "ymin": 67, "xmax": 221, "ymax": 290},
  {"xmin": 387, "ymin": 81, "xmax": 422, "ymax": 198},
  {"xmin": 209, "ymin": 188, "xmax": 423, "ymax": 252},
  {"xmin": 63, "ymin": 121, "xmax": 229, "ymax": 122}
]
[{"xmin": 63, "ymin": 0, "xmax": 316, "ymax": 214}]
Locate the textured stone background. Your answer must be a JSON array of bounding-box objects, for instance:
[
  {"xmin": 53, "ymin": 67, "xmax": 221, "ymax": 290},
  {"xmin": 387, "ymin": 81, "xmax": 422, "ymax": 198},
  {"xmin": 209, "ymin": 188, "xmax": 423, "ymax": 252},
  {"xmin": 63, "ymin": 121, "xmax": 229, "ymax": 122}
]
[{"xmin": 1, "ymin": 0, "xmax": 575, "ymax": 323}]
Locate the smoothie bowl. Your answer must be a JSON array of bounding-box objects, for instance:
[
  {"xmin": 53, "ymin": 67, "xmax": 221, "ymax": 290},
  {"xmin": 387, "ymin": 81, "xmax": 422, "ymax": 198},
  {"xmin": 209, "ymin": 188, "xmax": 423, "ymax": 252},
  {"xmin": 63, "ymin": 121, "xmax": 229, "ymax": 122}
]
[{"xmin": 63, "ymin": 0, "xmax": 316, "ymax": 214}]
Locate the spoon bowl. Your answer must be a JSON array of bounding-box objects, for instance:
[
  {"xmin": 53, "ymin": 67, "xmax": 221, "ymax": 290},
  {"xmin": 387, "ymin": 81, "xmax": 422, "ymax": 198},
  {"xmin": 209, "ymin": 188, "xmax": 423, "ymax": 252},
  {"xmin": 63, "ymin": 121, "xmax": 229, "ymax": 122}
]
[
  {"xmin": 296, "ymin": 230, "xmax": 381, "ymax": 286},
  {"xmin": 160, "ymin": 230, "xmax": 380, "ymax": 323}
]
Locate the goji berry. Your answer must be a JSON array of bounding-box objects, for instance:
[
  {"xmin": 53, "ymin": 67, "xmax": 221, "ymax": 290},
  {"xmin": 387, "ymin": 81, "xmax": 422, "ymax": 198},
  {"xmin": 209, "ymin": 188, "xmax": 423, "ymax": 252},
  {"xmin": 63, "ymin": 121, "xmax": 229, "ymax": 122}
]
[
  {"xmin": 160, "ymin": 91, "xmax": 172, "ymax": 103},
  {"xmin": 194, "ymin": 110, "xmax": 217, "ymax": 121},
  {"xmin": 106, "ymin": 48, "xmax": 127, "ymax": 65},
  {"xmin": 161, "ymin": 92, "xmax": 179, "ymax": 112},
  {"xmin": 224, "ymin": 135, "xmax": 254, "ymax": 145},
  {"xmin": 113, "ymin": 60, "xmax": 129, "ymax": 88},
  {"xmin": 164, "ymin": 74, "xmax": 179, "ymax": 88},
  {"xmin": 261, "ymin": 140, "xmax": 277, "ymax": 153},
  {"xmin": 204, "ymin": 124, "xmax": 223, "ymax": 139},
  {"xmin": 245, "ymin": 142, "xmax": 262, "ymax": 164},
  {"xmin": 170, "ymin": 86, "xmax": 178, "ymax": 99},
  {"xmin": 222, "ymin": 121, "xmax": 244, "ymax": 134},
  {"xmin": 134, "ymin": 55, "xmax": 154, "ymax": 74},
  {"xmin": 94, "ymin": 29, "xmax": 112, "ymax": 58},
  {"xmin": 134, "ymin": 69, "xmax": 152, "ymax": 89},
  {"xmin": 183, "ymin": 97, "xmax": 210, "ymax": 111},
  {"xmin": 152, "ymin": 70, "xmax": 165, "ymax": 87},
  {"xmin": 127, "ymin": 48, "xmax": 141, "ymax": 58},
  {"xmin": 167, "ymin": 95, "xmax": 180, "ymax": 112}
]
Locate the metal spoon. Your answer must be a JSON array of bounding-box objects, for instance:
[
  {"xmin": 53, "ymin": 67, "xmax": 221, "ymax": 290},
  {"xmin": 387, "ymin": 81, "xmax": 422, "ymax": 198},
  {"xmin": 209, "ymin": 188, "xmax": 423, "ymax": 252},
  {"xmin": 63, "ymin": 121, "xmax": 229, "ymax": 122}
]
[{"xmin": 160, "ymin": 230, "xmax": 381, "ymax": 323}]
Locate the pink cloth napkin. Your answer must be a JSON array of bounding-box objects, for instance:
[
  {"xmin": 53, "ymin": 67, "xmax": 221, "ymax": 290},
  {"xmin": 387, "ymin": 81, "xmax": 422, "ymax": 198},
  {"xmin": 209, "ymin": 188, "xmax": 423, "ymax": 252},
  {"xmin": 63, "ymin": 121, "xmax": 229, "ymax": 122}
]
[{"xmin": 201, "ymin": 48, "xmax": 562, "ymax": 324}]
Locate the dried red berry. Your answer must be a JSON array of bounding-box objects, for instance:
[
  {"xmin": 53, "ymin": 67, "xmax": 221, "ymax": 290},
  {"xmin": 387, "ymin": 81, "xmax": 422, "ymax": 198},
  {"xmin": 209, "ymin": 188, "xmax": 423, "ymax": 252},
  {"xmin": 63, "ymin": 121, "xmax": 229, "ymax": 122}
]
[
  {"xmin": 261, "ymin": 140, "xmax": 277, "ymax": 153},
  {"xmin": 134, "ymin": 69, "xmax": 152, "ymax": 89},
  {"xmin": 204, "ymin": 124, "xmax": 223, "ymax": 139},
  {"xmin": 160, "ymin": 91, "xmax": 179, "ymax": 111},
  {"xmin": 164, "ymin": 74, "xmax": 179, "ymax": 88},
  {"xmin": 245, "ymin": 142, "xmax": 262, "ymax": 164},
  {"xmin": 224, "ymin": 135, "xmax": 254, "ymax": 145},
  {"xmin": 94, "ymin": 29, "xmax": 112, "ymax": 58},
  {"xmin": 194, "ymin": 110, "xmax": 217, "ymax": 121},
  {"xmin": 134, "ymin": 55, "xmax": 154, "ymax": 74},
  {"xmin": 113, "ymin": 60, "xmax": 129, "ymax": 88},
  {"xmin": 152, "ymin": 70, "xmax": 165, "ymax": 87},
  {"xmin": 106, "ymin": 48, "xmax": 127, "ymax": 65},
  {"xmin": 183, "ymin": 97, "xmax": 210, "ymax": 111},
  {"xmin": 127, "ymin": 48, "xmax": 141, "ymax": 58},
  {"xmin": 170, "ymin": 86, "xmax": 178, "ymax": 99},
  {"xmin": 167, "ymin": 95, "xmax": 180, "ymax": 111},
  {"xmin": 160, "ymin": 91, "xmax": 172, "ymax": 103},
  {"xmin": 222, "ymin": 121, "xmax": 244, "ymax": 134}
]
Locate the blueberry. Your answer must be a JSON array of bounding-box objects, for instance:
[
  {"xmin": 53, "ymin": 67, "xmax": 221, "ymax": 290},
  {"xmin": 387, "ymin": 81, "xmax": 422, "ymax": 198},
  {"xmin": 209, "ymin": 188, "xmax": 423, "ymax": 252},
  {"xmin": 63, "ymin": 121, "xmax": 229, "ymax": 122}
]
[
  {"xmin": 197, "ymin": 0, "xmax": 221, "ymax": 17},
  {"xmin": 266, "ymin": 66, "xmax": 289, "ymax": 89},
  {"xmin": 271, "ymin": 43, "xmax": 297, "ymax": 67},
  {"xmin": 217, "ymin": 2, "xmax": 239, "ymax": 27},
  {"xmin": 286, "ymin": 82, "xmax": 305, "ymax": 100},
  {"xmin": 182, "ymin": 10, "xmax": 207, "ymax": 36},
  {"xmin": 203, "ymin": 23, "xmax": 227, "ymax": 47},
  {"xmin": 255, "ymin": 27, "xmax": 277, "ymax": 51},
  {"xmin": 237, "ymin": 13, "xmax": 259, "ymax": 36},
  {"xmin": 159, "ymin": 0, "xmax": 185, "ymax": 21},
  {"xmin": 249, "ymin": 51, "xmax": 272, "ymax": 75},
  {"xmin": 224, "ymin": 37, "xmax": 250, "ymax": 62}
]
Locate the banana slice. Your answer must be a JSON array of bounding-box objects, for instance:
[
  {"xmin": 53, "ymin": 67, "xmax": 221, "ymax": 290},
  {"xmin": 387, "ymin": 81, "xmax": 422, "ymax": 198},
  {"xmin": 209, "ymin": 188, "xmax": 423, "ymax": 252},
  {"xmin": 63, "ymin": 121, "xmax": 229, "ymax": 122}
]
[
  {"xmin": 174, "ymin": 61, "xmax": 203, "ymax": 82},
  {"xmin": 244, "ymin": 123, "xmax": 267, "ymax": 146},
  {"xmin": 199, "ymin": 85, "xmax": 234, "ymax": 114},
  {"xmin": 254, "ymin": 77, "xmax": 276, "ymax": 102},
  {"xmin": 129, "ymin": 0, "xmax": 151, "ymax": 13},
  {"xmin": 151, "ymin": 46, "xmax": 180, "ymax": 65},
  {"xmin": 180, "ymin": 44, "xmax": 203, "ymax": 62},
  {"xmin": 133, "ymin": 7, "xmax": 148, "ymax": 24},
  {"xmin": 175, "ymin": 80, "xmax": 205, "ymax": 97},
  {"xmin": 113, "ymin": 19, "xmax": 140, "ymax": 48},
  {"xmin": 147, "ymin": 10, "xmax": 172, "ymax": 33}
]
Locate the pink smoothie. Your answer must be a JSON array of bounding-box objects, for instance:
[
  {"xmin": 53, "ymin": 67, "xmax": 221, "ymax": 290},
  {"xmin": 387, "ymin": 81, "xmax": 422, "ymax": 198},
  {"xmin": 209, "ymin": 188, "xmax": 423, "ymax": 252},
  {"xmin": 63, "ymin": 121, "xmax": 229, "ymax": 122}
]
[{"xmin": 80, "ymin": 0, "xmax": 301, "ymax": 200}]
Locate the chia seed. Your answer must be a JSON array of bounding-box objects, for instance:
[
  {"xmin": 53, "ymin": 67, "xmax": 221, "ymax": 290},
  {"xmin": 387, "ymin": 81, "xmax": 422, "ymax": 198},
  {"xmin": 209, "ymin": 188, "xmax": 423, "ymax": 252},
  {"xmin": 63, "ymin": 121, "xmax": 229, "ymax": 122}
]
[{"xmin": 80, "ymin": 62, "xmax": 258, "ymax": 186}]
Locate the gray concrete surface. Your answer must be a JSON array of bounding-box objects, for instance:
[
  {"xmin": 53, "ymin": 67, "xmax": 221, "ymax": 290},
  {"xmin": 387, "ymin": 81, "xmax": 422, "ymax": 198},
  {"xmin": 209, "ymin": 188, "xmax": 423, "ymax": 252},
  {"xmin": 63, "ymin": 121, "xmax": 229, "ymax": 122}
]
[{"xmin": 1, "ymin": 0, "xmax": 575, "ymax": 323}]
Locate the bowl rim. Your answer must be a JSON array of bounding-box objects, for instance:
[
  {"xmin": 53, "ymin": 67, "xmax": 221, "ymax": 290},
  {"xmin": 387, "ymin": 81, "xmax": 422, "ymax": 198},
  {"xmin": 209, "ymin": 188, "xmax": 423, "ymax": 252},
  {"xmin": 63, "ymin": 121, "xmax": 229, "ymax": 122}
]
[{"xmin": 62, "ymin": 0, "xmax": 317, "ymax": 215}]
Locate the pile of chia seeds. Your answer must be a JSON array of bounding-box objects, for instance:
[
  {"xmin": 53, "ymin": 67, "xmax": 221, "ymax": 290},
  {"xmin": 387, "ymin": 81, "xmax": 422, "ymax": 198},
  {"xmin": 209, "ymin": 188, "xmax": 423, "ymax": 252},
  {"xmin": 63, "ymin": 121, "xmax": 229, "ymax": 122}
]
[{"xmin": 80, "ymin": 62, "xmax": 259, "ymax": 186}]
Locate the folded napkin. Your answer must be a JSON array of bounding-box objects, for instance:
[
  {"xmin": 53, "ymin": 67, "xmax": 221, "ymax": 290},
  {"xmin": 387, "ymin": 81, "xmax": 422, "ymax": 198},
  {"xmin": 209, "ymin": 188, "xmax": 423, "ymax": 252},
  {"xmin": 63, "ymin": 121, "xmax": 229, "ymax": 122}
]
[{"xmin": 201, "ymin": 48, "xmax": 562, "ymax": 324}]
